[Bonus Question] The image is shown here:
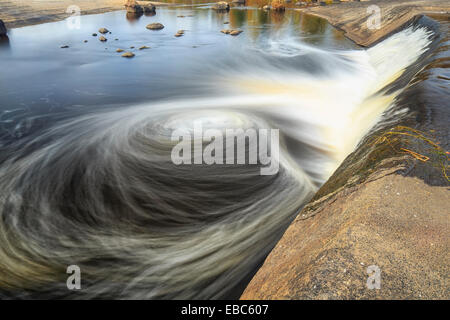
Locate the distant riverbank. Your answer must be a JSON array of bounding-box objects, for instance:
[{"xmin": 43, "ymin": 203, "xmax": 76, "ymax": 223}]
[{"xmin": 0, "ymin": 0, "xmax": 170, "ymax": 29}]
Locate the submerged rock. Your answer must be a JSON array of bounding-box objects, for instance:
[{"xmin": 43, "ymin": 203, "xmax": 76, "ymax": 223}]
[
  {"xmin": 121, "ymin": 52, "xmax": 135, "ymax": 58},
  {"xmin": 213, "ymin": 2, "xmax": 230, "ymax": 11},
  {"xmin": 146, "ymin": 23, "xmax": 164, "ymax": 30},
  {"xmin": 0, "ymin": 19, "xmax": 7, "ymax": 38},
  {"xmin": 98, "ymin": 28, "xmax": 109, "ymax": 34}
]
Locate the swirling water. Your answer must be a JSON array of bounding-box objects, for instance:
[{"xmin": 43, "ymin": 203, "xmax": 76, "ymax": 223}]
[{"xmin": 0, "ymin": 6, "xmax": 436, "ymax": 298}]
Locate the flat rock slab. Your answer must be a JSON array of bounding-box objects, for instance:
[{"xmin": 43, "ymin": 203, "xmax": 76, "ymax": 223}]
[
  {"xmin": 299, "ymin": 0, "xmax": 450, "ymax": 46},
  {"xmin": 241, "ymin": 174, "xmax": 449, "ymax": 299}
]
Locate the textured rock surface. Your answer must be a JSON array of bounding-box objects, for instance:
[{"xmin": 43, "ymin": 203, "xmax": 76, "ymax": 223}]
[
  {"xmin": 241, "ymin": 173, "xmax": 449, "ymax": 299},
  {"xmin": 299, "ymin": 0, "xmax": 450, "ymax": 46}
]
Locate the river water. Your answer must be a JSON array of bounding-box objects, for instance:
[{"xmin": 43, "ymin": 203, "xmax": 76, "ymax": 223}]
[{"xmin": 0, "ymin": 4, "xmax": 445, "ymax": 299}]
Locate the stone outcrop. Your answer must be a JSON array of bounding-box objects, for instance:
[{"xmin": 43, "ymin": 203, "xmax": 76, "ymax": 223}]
[{"xmin": 299, "ymin": 0, "xmax": 450, "ymax": 46}]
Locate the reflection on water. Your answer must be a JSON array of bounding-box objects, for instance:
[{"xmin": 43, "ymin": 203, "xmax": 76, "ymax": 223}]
[{"xmin": 0, "ymin": 6, "xmax": 352, "ymax": 115}]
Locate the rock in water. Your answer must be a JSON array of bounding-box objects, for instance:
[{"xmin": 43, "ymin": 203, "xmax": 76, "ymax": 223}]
[
  {"xmin": 0, "ymin": 19, "xmax": 7, "ymax": 38},
  {"xmin": 60, "ymin": 45, "xmax": 69, "ymax": 49},
  {"xmin": 139, "ymin": 46, "xmax": 150, "ymax": 50},
  {"xmin": 221, "ymin": 29, "xmax": 243, "ymax": 36},
  {"xmin": 99, "ymin": 36, "xmax": 107, "ymax": 42},
  {"xmin": 98, "ymin": 28, "xmax": 109, "ymax": 34},
  {"xmin": 122, "ymin": 52, "xmax": 135, "ymax": 58},
  {"xmin": 143, "ymin": 4, "xmax": 156, "ymax": 13},
  {"xmin": 263, "ymin": 5, "xmax": 271, "ymax": 10},
  {"xmin": 146, "ymin": 23, "xmax": 164, "ymax": 30},
  {"xmin": 230, "ymin": 30, "xmax": 243, "ymax": 36},
  {"xmin": 213, "ymin": 2, "xmax": 230, "ymax": 11},
  {"xmin": 116, "ymin": 49, "xmax": 124, "ymax": 53},
  {"xmin": 125, "ymin": 0, "xmax": 144, "ymax": 13}
]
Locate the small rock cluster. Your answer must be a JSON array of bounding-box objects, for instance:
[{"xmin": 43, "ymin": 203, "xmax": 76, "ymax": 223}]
[
  {"xmin": 125, "ymin": 0, "xmax": 156, "ymax": 14},
  {"xmin": 57, "ymin": 6, "xmax": 243, "ymax": 59}
]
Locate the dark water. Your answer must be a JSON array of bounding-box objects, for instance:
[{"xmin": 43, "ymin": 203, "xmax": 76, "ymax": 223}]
[{"xmin": 0, "ymin": 5, "xmax": 446, "ymax": 299}]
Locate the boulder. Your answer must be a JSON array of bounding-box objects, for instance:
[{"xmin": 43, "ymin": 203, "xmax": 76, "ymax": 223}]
[
  {"xmin": 0, "ymin": 19, "xmax": 7, "ymax": 38},
  {"xmin": 146, "ymin": 23, "xmax": 164, "ymax": 30},
  {"xmin": 213, "ymin": 1, "xmax": 230, "ymax": 11}
]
